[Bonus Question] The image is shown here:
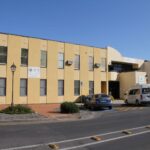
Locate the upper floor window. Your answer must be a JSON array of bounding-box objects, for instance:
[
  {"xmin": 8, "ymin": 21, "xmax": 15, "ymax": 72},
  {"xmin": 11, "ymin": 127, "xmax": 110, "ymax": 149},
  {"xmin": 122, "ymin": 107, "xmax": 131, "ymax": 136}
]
[
  {"xmin": 0, "ymin": 46, "xmax": 7, "ymax": 64},
  {"xmin": 21, "ymin": 48, "xmax": 28, "ymax": 66},
  {"xmin": 74, "ymin": 55, "xmax": 80, "ymax": 70},
  {"xmin": 58, "ymin": 52, "xmax": 64, "ymax": 69},
  {"xmin": 101, "ymin": 58, "xmax": 106, "ymax": 72},
  {"xmin": 89, "ymin": 56, "xmax": 94, "ymax": 71},
  {"xmin": 0, "ymin": 78, "xmax": 6, "ymax": 96},
  {"xmin": 40, "ymin": 50, "xmax": 47, "ymax": 67}
]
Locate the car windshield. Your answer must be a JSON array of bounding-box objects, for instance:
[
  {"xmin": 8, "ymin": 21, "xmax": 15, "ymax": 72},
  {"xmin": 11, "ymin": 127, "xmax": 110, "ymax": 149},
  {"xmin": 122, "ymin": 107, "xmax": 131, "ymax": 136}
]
[
  {"xmin": 142, "ymin": 88, "xmax": 150, "ymax": 94},
  {"xmin": 101, "ymin": 94, "xmax": 109, "ymax": 98}
]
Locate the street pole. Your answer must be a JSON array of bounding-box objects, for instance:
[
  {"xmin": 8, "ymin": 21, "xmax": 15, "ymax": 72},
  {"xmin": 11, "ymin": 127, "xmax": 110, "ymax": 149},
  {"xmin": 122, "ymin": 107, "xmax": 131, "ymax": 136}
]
[
  {"xmin": 10, "ymin": 63, "xmax": 16, "ymax": 108},
  {"xmin": 11, "ymin": 71, "xmax": 14, "ymax": 107}
]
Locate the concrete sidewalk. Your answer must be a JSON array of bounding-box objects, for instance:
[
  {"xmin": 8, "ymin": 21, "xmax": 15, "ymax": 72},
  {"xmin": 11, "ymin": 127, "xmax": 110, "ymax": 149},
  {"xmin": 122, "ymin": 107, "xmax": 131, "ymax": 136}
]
[{"xmin": 0, "ymin": 100, "xmax": 125, "ymax": 125}]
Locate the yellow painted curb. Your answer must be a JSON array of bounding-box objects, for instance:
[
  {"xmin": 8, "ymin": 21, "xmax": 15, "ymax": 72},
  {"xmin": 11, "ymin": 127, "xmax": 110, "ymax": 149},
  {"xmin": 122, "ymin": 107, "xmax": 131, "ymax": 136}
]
[
  {"xmin": 122, "ymin": 130, "xmax": 132, "ymax": 135},
  {"xmin": 145, "ymin": 125, "xmax": 150, "ymax": 129},
  {"xmin": 91, "ymin": 136, "xmax": 102, "ymax": 141},
  {"xmin": 49, "ymin": 144, "xmax": 59, "ymax": 150}
]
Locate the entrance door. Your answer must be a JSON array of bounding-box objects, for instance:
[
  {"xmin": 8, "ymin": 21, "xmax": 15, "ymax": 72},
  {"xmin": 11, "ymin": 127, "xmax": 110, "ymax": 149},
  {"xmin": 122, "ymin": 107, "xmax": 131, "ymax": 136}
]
[{"xmin": 109, "ymin": 81, "xmax": 120, "ymax": 99}]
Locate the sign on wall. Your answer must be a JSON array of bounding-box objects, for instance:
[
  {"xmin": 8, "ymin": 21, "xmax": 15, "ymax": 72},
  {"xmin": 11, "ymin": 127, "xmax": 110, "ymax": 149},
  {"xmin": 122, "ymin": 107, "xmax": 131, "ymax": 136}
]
[
  {"xmin": 138, "ymin": 76, "xmax": 146, "ymax": 84},
  {"xmin": 28, "ymin": 67, "xmax": 40, "ymax": 78}
]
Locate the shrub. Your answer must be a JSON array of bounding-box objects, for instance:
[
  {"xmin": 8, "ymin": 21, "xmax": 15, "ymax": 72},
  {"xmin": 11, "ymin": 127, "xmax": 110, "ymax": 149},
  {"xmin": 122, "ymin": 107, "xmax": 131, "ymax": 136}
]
[
  {"xmin": 0, "ymin": 105, "xmax": 34, "ymax": 114},
  {"xmin": 61, "ymin": 102, "xmax": 79, "ymax": 113}
]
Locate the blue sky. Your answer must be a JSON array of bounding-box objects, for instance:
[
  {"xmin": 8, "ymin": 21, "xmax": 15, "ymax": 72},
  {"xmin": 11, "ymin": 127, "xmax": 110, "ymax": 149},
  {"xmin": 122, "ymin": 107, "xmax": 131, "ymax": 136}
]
[{"xmin": 0, "ymin": 0, "xmax": 150, "ymax": 60}]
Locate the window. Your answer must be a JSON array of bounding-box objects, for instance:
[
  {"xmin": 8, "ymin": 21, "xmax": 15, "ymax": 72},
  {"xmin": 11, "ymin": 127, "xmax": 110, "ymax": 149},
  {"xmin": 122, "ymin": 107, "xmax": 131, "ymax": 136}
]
[
  {"xmin": 101, "ymin": 58, "xmax": 106, "ymax": 71},
  {"xmin": 0, "ymin": 78, "xmax": 6, "ymax": 96},
  {"xmin": 40, "ymin": 79, "xmax": 47, "ymax": 96},
  {"xmin": 74, "ymin": 55, "xmax": 80, "ymax": 70},
  {"xmin": 89, "ymin": 56, "xmax": 94, "ymax": 71},
  {"xmin": 40, "ymin": 51, "xmax": 47, "ymax": 67},
  {"xmin": 142, "ymin": 88, "xmax": 150, "ymax": 94},
  {"xmin": 20, "ymin": 79, "xmax": 27, "ymax": 96},
  {"xmin": 89, "ymin": 81, "xmax": 94, "ymax": 95},
  {"xmin": 58, "ymin": 53, "xmax": 64, "ymax": 69},
  {"xmin": 21, "ymin": 48, "xmax": 28, "ymax": 66},
  {"xmin": 0, "ymin": 46, "xmax": 7, "ymax": 64},
  {"xmin": 74, "ymin": 80, "xmax": 80, "ymax": 95},
  {"xmin": 58, "ymin": 80, "xmax": 64, "ymax": 96}
]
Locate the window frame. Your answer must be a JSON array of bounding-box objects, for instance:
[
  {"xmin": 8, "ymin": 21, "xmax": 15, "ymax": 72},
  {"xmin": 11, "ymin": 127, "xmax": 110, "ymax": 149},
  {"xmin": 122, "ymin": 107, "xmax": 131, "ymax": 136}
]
[
  {"xmin": 0, "ymin": 46, "xmax": 7, "ymax": 64},
  {"xmin": 0, "ymin": 78, "xmax": 6, "ymax": 96},
  {"xmin": 58, "ymin": 80, "xmax": 64, "ymax": 96},
  {"xmin": 58, "ymin": 52, "xmax": 64, "ymax": 69},
  {"xmin": 74, "ymin": 80, "xmax": 80, "ymax": 96},
  {"xmin": 20, "ymin": 79, "xmax": 27, "ymax": 96},
  {"xmin": 89, "ymin": 56, "xmax": 94, "ymax": 71},
  {"xmin": 40, "ymin": 50, "xmax": 47, "ymax": 68},
  {"xmin": 89, "ymin": 81, "xmax": 94, "ymax": 95},
  {"xmin": 21, "ymin": 48, "xmax": 28, "ymax": 66},
  {"xmin": 101, "ymin": 58, "xmax": 107, "ymax": 72},
  {"xmin": 74, "ymin": 55, "xmax": 80, "ymax": 70},
  {"xmin": 40, "ymin": 79, "xmax": 47, "ymax": 96}
]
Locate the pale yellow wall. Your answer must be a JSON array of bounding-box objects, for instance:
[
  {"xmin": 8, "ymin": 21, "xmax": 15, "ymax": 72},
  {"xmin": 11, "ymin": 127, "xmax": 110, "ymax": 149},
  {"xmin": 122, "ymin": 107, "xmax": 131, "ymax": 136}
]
[
  {"xmin": 2, "ymin": 33, "xmax": 147, "ymax": 104},
  {"xmin": 64, "ymin": 43, "xmax": 74, "ymax": 101},
  {"xmin": 119, "ymin": 71, "xmax": 146, "ymax": 99},
  {"xmin": 80, "ymin": 45, "xmax": 89, "ymax": 95},
  {"xmin": 6, "ymin": 35, "xmax": 21, "ymax": 104},
  {"xmin": 140, "ymin": 62, "xmax": 150, "ymax": 84},
  {"xmin": 94, "ymin": 48, "xmax": 101, "ymax": 94},
  {"xmin": 28, "ymin": 38, "xmax": 40, "ymax": 104},
  {"xmin": 47, "ymin": 41, "xmax": 59, "ymax": 103}
]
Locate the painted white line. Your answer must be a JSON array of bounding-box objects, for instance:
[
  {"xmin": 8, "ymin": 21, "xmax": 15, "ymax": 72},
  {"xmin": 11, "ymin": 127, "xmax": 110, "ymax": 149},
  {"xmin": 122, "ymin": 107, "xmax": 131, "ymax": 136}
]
[
  {"xmin": 1, "ymin": 125, "xmax": 149, "ymax": 150},
  {"xmin": 60, "ymin": 130, "xmax": 150, "ymax": 150}
]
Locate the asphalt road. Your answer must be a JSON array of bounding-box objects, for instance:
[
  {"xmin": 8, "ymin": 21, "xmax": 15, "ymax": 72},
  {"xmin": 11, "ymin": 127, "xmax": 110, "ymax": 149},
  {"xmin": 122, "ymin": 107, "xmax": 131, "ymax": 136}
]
[{"xmin": 0, "ymin": 106, "xmax": 150, "ymax": 150}]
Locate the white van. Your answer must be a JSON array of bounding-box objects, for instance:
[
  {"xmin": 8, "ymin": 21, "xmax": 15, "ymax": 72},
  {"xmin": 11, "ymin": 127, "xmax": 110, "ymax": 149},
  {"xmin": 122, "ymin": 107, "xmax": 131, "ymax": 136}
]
[{"xmin": 125, "ymin": 84, "xmax": 150, "ymax": 105}]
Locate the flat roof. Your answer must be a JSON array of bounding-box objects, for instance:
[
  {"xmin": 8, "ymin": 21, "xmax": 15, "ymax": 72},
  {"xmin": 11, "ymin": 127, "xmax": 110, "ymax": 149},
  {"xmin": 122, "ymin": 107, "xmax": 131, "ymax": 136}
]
[{"xmin": 0, "ymin": 32, "xmax": 106, "ymax": 49}]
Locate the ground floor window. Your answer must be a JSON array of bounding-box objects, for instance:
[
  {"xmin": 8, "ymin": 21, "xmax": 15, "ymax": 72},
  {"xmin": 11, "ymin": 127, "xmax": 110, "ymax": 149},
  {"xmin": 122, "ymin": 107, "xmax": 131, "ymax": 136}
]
[
  {"xmin": 58, "ymin": 80, "xmax": 64, "ymax": 96},
  {"xmin": 0, "ymin": 78, "xmax": 6, "ymax": 96},
  {"xmin": 20, "ymin": 79, "xmax": 27, "ymax": 96},
  {"xmin": 89, "ymin": 81, "xmax": 94, "ymax": 95},
  {"xmin": 74, "ymin": 80, "xmax": 80, "ymax": 96},
  {"xmin": 40, "ymin": 79, "xmax": 47, "ymax": 96}
]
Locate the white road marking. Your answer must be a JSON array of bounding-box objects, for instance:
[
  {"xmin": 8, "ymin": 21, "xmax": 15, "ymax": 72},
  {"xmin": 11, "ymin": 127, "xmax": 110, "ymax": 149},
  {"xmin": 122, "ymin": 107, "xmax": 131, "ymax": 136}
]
[
  {"xmin": 1, "ymin": 125, "xmax": 149, "ymax": 150},
  {"xmin": 60, "ymin": 130, "xmax": 150, "ymax": 150}
]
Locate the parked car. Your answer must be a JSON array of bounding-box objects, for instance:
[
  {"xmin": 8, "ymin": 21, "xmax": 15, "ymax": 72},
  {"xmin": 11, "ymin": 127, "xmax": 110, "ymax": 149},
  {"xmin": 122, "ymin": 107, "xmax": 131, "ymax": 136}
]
[
  {"xmin": 84, "ymin": 94, "xmax": 112, "ymax": 110},
  {"xmin": 125, "ymin": 84, "xmax": 150, "ymax": 105}
]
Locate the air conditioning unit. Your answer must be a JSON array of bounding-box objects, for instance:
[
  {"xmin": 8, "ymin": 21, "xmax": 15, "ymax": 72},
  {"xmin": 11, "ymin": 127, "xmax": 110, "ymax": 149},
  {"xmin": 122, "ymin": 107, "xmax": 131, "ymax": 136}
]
[
  {"xmin": 66, "ymin": 60, "xmax": 73, "ymax": 65},
  {"xmin": 94, "ymin": 63, "xmax": 100, "ymax": 68}
]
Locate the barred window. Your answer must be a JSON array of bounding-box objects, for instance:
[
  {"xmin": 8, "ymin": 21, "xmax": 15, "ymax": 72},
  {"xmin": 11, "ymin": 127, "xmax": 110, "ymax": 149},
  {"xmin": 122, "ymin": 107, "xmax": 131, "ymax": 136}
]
[
  {"xmin": 20, "ymin": 79, "xmax": 27, "ymax": 96},
  {"xmin": 58, "ymin": 53, "xmax": 64, "ymax": 69},
  {"xmin": 40, "ymin": 79, "xmax": 47, "ymax": 96},
  {"xmin": 89, "ymin": 56, "xmax": 94, "ymax": 71},
  {"xmin": 0, "ymin": 46, "xmax": 7, "ymax": 64},
  {"xmin": 89, "ymin": 81, "xmax": 94, "ymax": 95},
  {"xmin": 41, "ymin": 51, "xmax": 47, "ymax": 67},
  {"xmin": 74, "ymin": 55, "xmax": 80, "ymax": 70},
  {"xmin": 74, "ymin": 80, "xmax": 80, "ymax": 95},
  {"xmin": 21, "ymin": 48, "xmax": 28, "ymax": 66},
  {"xmin": 58, "ymin": 80, "xmax": 64, "ymax": 96}
]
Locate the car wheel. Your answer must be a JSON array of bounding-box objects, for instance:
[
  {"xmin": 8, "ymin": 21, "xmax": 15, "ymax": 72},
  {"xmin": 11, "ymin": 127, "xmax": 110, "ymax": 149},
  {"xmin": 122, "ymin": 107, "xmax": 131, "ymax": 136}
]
[
  {"xmin": 135, "ymin": 100, "xmax": 140, "ymax": 105},
  {"xmin": 90, "ymin": 105, "xmax": 95, "ymax": 110},
  {"xmin": 125, "ymin": 99, "xmax": 128, "ymax": 105},
  {"xmin": 109, "ymin": 106, "xmax": 112, "ymax": 110}
]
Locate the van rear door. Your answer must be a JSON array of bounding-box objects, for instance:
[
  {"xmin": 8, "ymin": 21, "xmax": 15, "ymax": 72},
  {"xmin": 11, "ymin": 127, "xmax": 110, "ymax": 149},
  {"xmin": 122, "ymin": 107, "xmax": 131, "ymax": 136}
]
[{"xmin": 142, "ymin": 87, "xmax": 150, "ymax": 102}]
